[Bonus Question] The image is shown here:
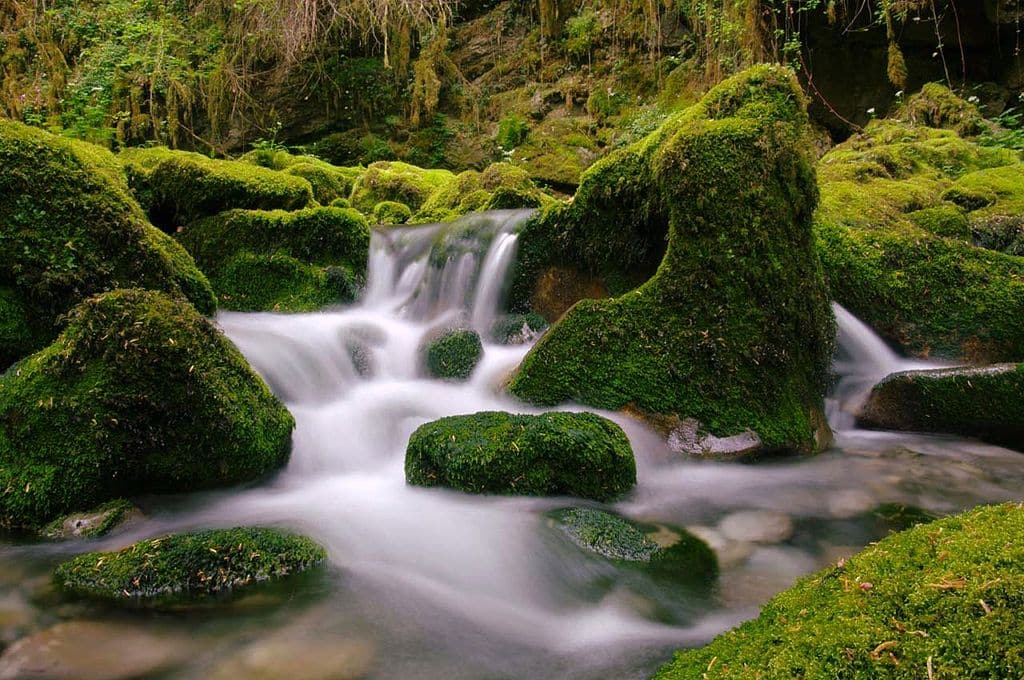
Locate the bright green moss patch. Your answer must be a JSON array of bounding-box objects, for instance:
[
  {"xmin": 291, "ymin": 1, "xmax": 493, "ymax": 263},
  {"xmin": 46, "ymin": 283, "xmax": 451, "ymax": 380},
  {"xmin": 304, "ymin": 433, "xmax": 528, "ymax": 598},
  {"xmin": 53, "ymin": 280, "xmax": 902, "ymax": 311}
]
[
  {"xmin": 373, "ymin": 201, "xmax": 413, "ymax": 225},
  {"xmin": 348, "ymin": 161, "xmax": 453, "ymax": 214},
  {"xmin": 653, "ymin": 502, "xmax": 1024, "ymax": 679},
  {"xmin": 859, "ymin": 364, "xmax": 1023, "ymax": 449},
  {"xmin": 0, "ymin": 289, "xmax": 294, "ymax": 529},
  {"xmin": 121, "ymin": 147, "xmax": 314, "ymax": 231},
  {"xmin": 54, "ymin": 527, "xmax": 326, "ymax": 604},
  {"xmin": 0, "ymin": 121, "xmax": 216, "ymax": 367},
  {"xmin": 217, "ymin": 252, "xmax": 359, "ymax": 312},
  {"xmin": 906, "ymin": 205, "xmax": 970, "ymax": 239},
  {"xmin": 405, "ymin": 411, "xmax": 636, "ymax": 502},
  {"xmin": 421, "ymin": 329, "xmax": 483, "ymax": 381},
  {"xmin": 413, "ymin": 163, "xmax": 553, "ymax": 224},
  {"xmin": 509, "ymin": 66, "xmax": 833, "ymax": 454}
]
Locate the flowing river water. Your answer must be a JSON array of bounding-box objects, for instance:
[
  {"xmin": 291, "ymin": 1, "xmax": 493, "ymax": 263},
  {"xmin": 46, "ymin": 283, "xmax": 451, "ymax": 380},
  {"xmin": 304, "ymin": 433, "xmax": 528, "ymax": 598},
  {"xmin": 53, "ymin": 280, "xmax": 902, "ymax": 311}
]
[{"xmin": 1, "ymin": 210, "xmax": 1023, "ymax": 679}]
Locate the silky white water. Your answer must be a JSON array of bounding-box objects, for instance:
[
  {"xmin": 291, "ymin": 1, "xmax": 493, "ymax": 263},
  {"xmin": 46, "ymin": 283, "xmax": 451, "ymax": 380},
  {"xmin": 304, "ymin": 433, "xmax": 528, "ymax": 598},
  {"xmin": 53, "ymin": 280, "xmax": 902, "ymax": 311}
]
[{"xmin": 1, "ymin": 212, "xmax": 1022, "ymax": 679}]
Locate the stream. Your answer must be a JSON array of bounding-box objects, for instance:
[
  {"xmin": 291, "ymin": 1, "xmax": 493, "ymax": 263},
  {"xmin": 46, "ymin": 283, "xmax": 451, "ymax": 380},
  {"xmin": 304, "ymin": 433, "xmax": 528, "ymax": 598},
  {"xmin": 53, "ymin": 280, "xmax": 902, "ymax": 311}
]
[{"xmin": 1, "ymin": 210, "xmax": 1022, "ymax": 679}]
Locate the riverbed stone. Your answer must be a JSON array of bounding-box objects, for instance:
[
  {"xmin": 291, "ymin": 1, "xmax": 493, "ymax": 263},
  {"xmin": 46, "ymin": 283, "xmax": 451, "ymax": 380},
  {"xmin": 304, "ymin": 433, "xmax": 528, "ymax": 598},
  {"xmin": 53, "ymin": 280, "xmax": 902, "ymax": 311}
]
[
  {"xmin": 211, "ymin": 634, "xmax": 375, "ymax": 680},
  {"xmin": 717, "ymin": 510, "xmax": 795, "ymax": 544},
  {"xmin": 40, "ymin": 500, "xmax": 141, "ymax": 541}
]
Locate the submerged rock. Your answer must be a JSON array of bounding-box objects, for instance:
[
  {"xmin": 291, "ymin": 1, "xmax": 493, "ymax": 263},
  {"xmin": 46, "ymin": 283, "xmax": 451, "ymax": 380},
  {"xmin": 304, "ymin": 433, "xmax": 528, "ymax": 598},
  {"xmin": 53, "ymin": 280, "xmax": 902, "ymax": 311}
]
[
  {"xmin": 858, "ymin": 364, "xmax": 1023, "ymax": 449},
  {"xmin": 211, "ymin": 633, "xmax": 375, "ymax": 680},
  {"xmin": 53, "ymin": 527, "xmax": 326, "ymax": 604},
  {"xmin": 508, "ymin": 66, "xmax": 834, "ymax": 455},
  {"xmin": 420, "ymin": 328, "xmax": 483, "ymax": 381},
  {"xmin": 653, "ymin": 503, "xmax": 1024, "ymax": 678},
  {"xmin": 405, "ymin": 411, "xmax": 636, "ymax": 501},
  {"xmin": 717, "ymin": 510, "xmax": 795, "ymax": 545},
  {"xmin": 0, "ymin": 289, "xmax": 294, "ymax": 529},
  {"xmin": 41, "ymin": 500, "xmax": 141, "ymax": 541},
  {"xmin": 667, "ymin": 418, "xmax": 763, "ymax": 461}
]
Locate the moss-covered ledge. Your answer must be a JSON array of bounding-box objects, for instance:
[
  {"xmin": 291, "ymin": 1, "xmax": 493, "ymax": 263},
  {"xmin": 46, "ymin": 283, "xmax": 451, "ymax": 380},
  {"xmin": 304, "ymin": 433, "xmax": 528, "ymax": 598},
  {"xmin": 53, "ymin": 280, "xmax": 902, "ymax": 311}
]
[{"xmin": 508, "ymin": 65, "xmax": 834, "ymax": 455}]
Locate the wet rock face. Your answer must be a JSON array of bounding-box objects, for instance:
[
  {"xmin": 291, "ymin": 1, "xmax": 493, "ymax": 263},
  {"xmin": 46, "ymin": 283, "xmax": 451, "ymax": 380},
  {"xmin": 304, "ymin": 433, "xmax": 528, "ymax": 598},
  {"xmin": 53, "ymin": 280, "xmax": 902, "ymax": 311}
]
[
  {"xmin": 667, "ymin": 418, "xmax": 763, "ymax": 461},
  {"xmin": 858, "ymin": 363, "xmax": 1024, "ymax": 450}
]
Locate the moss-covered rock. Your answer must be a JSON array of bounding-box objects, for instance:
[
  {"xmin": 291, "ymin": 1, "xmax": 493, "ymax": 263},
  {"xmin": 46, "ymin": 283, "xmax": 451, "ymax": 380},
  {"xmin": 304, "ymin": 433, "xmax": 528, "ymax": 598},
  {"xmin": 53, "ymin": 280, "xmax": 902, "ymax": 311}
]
[
  {"xmin": 509, "ymin": 66, "xmax": 834, "ymax": 454},
  {"xmin": 0, "ymin": 289, "xmax": 294, "ymax": 529},
  {"xmin": 898, "ymin": 83, "xmax": 987, "ymax": 137},
  {"xmin": 41, "ymin": 499, "xmax": 139, "ymax": 541},
  {"xmin": 421, "ymin": 328, "xmax": 483, "ymax": 381},
  {"xmin": 121, "ymin": 147, "xmax": 314, "ymax": 232},
  {"xmin": 405, "ymin": 411, "xmax": 636, "ymax": 501},
  {"xmin": 240, "ymin": 148, "xmax": 362, "ymax": 205},
  {"xmin": 0, "ymin": 121, "xmax": 216, "ymax": 368},
  {"xmin": 54, "ymin": 527, "xmax": 326, "ymax": 604},
  {"xmin": 858, "ymin": 364, "xmax": 1023, "ymax": 449},
  {"xmin": 177, "ymin": 206, "xmax": 370, "ymax": 311},
  {"xmin": 373, "ymin": 201, "xmax": 413, "ymax": 225},
  {"xmin": 348, "ymin": 161, "xmax": 453, "ymax": 214},
  {"xmin": 653, "ymin": 502, "xmax": 1024, "ymax": 679},
  {"xmin": 490, "ymin": 312, "xmax": 549, "ymax": 344},
  {"xmin": 413, "ymin": 163, "xmax": 553, "ymax": 223},
  {"xmin": 550, "ymin": 507, "xmax": 717, "ymax": 583}
]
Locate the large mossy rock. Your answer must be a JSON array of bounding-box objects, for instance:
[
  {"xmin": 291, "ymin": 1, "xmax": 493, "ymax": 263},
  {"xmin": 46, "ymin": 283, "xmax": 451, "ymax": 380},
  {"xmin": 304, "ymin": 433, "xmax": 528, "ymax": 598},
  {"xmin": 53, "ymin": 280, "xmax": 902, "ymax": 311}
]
[
  {"xmin": 121, "ymin": 147, "xmax": 314, "ymax": 232},
  {"xmin": 0, "ymin": 121, "xmax": 216, "ymax": 368},
  {"xmin": 420, "ymin": 328, "xmax": 483, "ymax": 381},
  {"xmin": 508, "ymin": 66, "xmax": 834, "ymax": 455},
  {"xmin": 652, "ymin": 502, "xmax": 1024, "ymax": 679},
  {"xmin": 814, "ymin": 103, "xmax": 1024, "ymax": 362},
  {"xmin": 348, "ymin": 161, "xmax": 453, "ymax": 214},
  {"xmin": 177, "ymin": 206, "xmax": 370, "ymax": 312},
  {"xmin": 413, "ymin": 163, "xmax": 554, "ymax": 223},
  {"xmin": 405, "ymin": 411, "xmax": 636, "ymax": 502},
  {"xmin": 858, "ymin": 364, "xmax": 1023, "ymax": 449},
  {"xmin": 0, "ymin": 289, "xmax": 295, "ymax": 529},
  {"xmin": 240, "ymin": 148, "xmax": 362, "ymax": 205},
  {"xmin": 54, "ymin": 527, "xmax": 326, "ymax": 604}
]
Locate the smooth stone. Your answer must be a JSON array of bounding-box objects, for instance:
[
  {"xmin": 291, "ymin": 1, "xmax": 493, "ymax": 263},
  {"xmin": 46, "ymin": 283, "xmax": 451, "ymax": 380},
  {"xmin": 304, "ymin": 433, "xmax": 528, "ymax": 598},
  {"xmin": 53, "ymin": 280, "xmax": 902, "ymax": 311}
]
[
  {"xmin": 717, "ymin": 510, "xmax": 795, "ymax": 544},
  {"xmin": 667, "ymin": 418, "xmax": 763, "ymax": 461},
  {"xmin": 0, "ymin": 620, "xmax": 195, "ymax": 680},
  {"xmin": 685, "ymin": 525, "xmax": 755, "ymax": 569},
  {"xmin": 210, "ymin": 635, "xmax": 375, "ymax": 680},
  {"xmin": 827, "ymin": 489, "xmax": 877, "ymax": 519}
]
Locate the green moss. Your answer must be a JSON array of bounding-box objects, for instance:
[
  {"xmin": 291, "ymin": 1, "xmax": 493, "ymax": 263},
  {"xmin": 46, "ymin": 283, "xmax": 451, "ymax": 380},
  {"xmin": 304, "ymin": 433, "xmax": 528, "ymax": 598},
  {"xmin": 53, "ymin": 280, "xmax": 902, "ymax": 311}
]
[
  {"xmin": 859, "ymin": 364, "xmax": 1023, "ymax": 449},
  {"xmin": 41, "ymin": 499, "xmax": 136, "ymax": 540},
  {"xmin": 177, "ymin": 206, "xmax": 370, "ymax": 311},
  {"xmin": 413, "ymin": 163, "xmax": 553, "ymax": 223},
  {"xmin": 898, "ymin": 83, "xmax": 986, "ymax": 137},
  {"xmin": 496, "ymin": 114, "xmax": 530, "ymax": 150},
  {"xmin": 906, "ymin": 205, "xmax": 970, "ymax": 239},
  {"xmin": 0, "ymin": 121, "xmax": 216, "ymax": 368},
  {"xmin": 509, "ymin": 117, "xmax": 598, "ymax": 188},
  {"xmin": 348, "ymin": 161, "xmax": 454, "ymax": 214},
  {"xmin": 373, "ymin": 201, "xmax": 413, "ymax": 225},
  {"xmin": 405, "ymin": 411, "xmax": 636, "ymax": 502},
  {"xmin": 509, "ymin": 66, "xmax": 833, "ymax": 453},
  {"xmin": 121, "ymin": 147, "xmax": 314, "ymax": 231},
  {"xmin": 421, "ymin": 329, "xmax": 483, "ymax": 381},
  {"xmin": 0, "ymin": 289, "xmax": 295, "ymax": 529},
  {"xmin": 309, "ymin": 130, "xmax": 396, "ymax": 167},
  {"xmin": 653, "ymin": 502, "xmax": 1024, "ymax": 679},
  {"xmin": 54, "ymin": 527, "xmax": 326, "ymax": 604},
  {"xmin": 239, "ymin": 149, "xmax": 362, "ymax": 206}
]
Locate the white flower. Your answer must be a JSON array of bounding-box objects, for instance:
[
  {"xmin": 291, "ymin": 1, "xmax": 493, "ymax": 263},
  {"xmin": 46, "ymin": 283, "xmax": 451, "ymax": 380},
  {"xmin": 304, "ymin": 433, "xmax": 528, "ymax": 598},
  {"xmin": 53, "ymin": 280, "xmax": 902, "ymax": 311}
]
[
  {"xmin": 967, "ymin": 95, "xmax": 980, "ymax": 103},
  {"xmin": 895, "ymin": 90, "xmax": 904, "ymax": 98},
  {"xmin": 867, "ymin": 107, "xmax": 876, "ymax": 115}
]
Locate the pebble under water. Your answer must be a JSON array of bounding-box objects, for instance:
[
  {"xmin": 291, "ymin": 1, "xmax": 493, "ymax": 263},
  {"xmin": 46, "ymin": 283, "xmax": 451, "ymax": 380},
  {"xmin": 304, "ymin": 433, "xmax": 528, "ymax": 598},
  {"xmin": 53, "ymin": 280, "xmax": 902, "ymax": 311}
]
[{"xmin": 1, "ymin": 210, "xmax": 1023, "ymax": 680}]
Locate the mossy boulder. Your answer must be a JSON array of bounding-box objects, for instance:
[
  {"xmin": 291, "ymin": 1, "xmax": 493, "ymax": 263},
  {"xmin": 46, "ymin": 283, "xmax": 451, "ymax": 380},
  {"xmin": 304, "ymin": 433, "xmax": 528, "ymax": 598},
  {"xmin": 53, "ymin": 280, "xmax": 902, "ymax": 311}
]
[
  {"xmin": 0, "ymin": 121, "xmax": 216, "ymax": 368},
  {"xmin": 509, "ymin": 66, "xmax": 834, "ymax": 455},
  {"xmin": 405, "ymin": 411, "xmax": 636, "ymax": 502},
  {"xmin": 373, "ymin": 201, "xmax": 413, "ymax": 225},
  {"xmin": 814, "ymin": 117, "xmax": 1024, "ymax": 362},
  {"xmin": 41, "ymin": 499, "xmax": 139, "ymax": 540},
  {"xmin": 54, "ymin": 527, "xmax": 326, "ymax": 604},
  {"xmin": 121, "ymin": 147, "xmax": 314, "ymax": 231},
  {"xmin": 653, "ymin": 502, "xmax": 1024, "ymax": 679},
  {"xmin": 898, "ymin": 83, "xmax": 987, "ymax": 137},
  {"xmin": 240, "ymin": 149, "xmax": 362, "ymax": 205},
  {"xmin": 348, "ymin": 161, "xmax": 453, "ymax": 214},
  {"xmin": 177, "ymin": 206, "xmax": 370, "ymax": 311},
  {"xmin": 550, "ymin": 507, "xmax": 717, "ymax": 584},
  {"xmin": 858, "ymin": 364, "xmax": 1023, "ymax": 449},
  {"xmin": 421, "ymin": 328, "xmax": 483, "ymax": 381},
  {"xmin": 413, "ymin": 163, "xmax": 553, "ymax": 223},
  {"xmin": 0, "ymin": 289, "xmax": 295, "ymax": 529}
]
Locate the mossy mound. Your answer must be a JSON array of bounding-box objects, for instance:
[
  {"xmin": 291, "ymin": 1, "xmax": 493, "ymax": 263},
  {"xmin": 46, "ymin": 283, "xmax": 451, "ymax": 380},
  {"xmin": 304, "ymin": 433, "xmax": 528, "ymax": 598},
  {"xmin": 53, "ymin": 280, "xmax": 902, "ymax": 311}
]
[
  {"xmin": 121, "ymin": 147, "xmax": 314, "ymax": 232},
  {"xmin": 0, "ymin": 289, "xmax": 295, "ymax": 529},
  {"xmin": 240, "ymin": 149, "xmax": 362, "ymax": 205},
  {"xmin": 405, "ymin": 411, "xmax": 636, "ymax": 502},
  {"xmin": 509, "ymin": 66, "xmax": 834, "ymax": 454},
  {"xmin": 413, "ymin": 163, "xmax": 553, "ymax": 223},
  {"xmin": 550, "ymin": 507, "xmax": 718, "ymax": 583},
  {"xmin": 421, "ymin": 329, "xmax": 483, "ymax": 381},
  {"xmin": 0, "ymin": 121, "xmax": 216, "ymax": 368},
  {"xmin": 349, "ymin": 161, "xmax": 453, "ymax": 214},
  {"xmin": 653, "ymin": 502, "xmax": 1024, "ymax": 679},
  {"xmin": 177, "ymin": 206, "xmax": 370, "ymax": 311},
  {"xmin": 41, "ymin": 499, "xmax": 138, "ymax": 540},
  {"xmin": 54, "ymin": 527, "xmax": 326, "ymax": 604},
  {"xmin": 897, "ymin": 83, "xmax": 986, "ymax": 137},
  {"xmin": 858, "ymin": 364, "xmax": 1023, "ymax": 450},
  {"xmin": 373, "ymin": 201, "xmax": 413, "ymax": 225}
]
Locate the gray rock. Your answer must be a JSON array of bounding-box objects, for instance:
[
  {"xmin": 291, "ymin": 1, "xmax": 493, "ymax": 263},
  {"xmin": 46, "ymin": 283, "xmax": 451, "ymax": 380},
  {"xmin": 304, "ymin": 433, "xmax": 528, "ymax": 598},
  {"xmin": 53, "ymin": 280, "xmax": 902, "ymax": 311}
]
[
  {"xmin": 718, "ymin": 510, "xmax": 795, "ymax": 544},
  {"xmin": 667, "ymin": 418, "xmax": 763, "ymax": 461}
]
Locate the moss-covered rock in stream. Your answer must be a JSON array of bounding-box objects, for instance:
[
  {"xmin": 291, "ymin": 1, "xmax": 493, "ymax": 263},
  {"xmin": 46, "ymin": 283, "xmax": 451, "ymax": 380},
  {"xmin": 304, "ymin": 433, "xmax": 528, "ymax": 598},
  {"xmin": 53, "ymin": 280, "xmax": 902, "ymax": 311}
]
[
  {"xmin": 405, "ymin": 411, "xmax": 636, "ymax": 501},
  {"xmin": 0, "ymin": 289, "xmax": 295, "ymax": 529},
  {"xmin": 0, "ymin": 121, "xmax": 217, "ymax": 369},
  {"xmin": 549, "ymin": 507, "xmax": 717, "ymax": 585},
  {"xmin": 652, "ymin": 502, "xmax": 1024, "ymax": 679},
  {"xmin": 858, "ymin": 364, "xmax": 1023, "ymax": 449},
  {"xmin": 349, "ymin": 161, "xmax": 453, "ymax": 214},
  {"xmin": 41, "ymin": 499, "xmax": 139, "ymax": 541},
  {"xmin": 490, "ymin": 312, "xmax": 548, "ymax": 344},
  {"xmin": 420, "ymin": 329, "xmax": 483, "ymax": 381},
  {"xmin": 177, "ymin": 206, "xmax": 370, "ymax": 311},
  {"xmin": 121, "ymin": 147, "xmax": 314, "ymax": 232},
  {"xmin": 412, "ymin": 163, "xmax": 553, "ymax": 223},
  {"xmin": 54, "ymin": 527, "xmax": 326, "ymax": 604},
  {"xmin": 814, "ymin": 109, "xmax": 1024, "ymax": 362},
  {"xmin": 508, "ymin": 66, "xmax": 834, "ymax": 455}
]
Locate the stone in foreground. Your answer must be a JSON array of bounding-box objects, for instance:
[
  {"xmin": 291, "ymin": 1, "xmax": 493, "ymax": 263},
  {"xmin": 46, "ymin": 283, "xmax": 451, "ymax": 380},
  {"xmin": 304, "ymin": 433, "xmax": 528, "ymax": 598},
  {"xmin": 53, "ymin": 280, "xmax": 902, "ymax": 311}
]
[{"xmin": 405, "ymin": 411, "xmax": 635, "ymax": 501}]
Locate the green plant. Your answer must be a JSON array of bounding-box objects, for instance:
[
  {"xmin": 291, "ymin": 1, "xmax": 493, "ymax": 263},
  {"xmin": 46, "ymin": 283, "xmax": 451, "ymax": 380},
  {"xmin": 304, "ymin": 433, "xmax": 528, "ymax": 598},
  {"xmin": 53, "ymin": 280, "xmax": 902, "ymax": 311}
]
[{"xmin": 496, "ymin": 114, "xmax": 529, "ymax": 151}]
